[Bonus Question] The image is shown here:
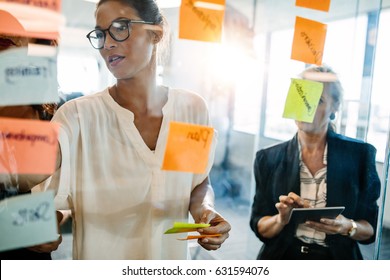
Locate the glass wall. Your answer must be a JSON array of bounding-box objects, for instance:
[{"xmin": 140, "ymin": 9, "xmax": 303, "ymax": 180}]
[
  {"xmin": 158, "ymin": 0, "xmax": 387, "ymax": 260},
  {"xmin": 52, "ymin": 0, "xmax": 389, "ymax": 260},
  {"xmin": 1, "ymin": 0, "xmax": 388, "ymax": 261},
  {"xmin": 250, "ymin": 0, "xmax": 388, "ymax": 260}
]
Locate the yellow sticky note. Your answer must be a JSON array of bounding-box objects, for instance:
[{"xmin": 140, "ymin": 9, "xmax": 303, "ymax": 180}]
[
  {"xmin": 0, "ymin": 118, "xmax": 59, "ymax": 174},
  {"xmin": 179, "ymin": 0, "xmax": 225, "ymax": 43},
  {"xmin": 164, "ymin": 222, "xmax": 210, "ymax": 234},
  {"xmin": 296, "ymin": 0, "xmax": 331, "ymax": 12},
  {"xmin": 291, "ymin": 16, "xmax": 327, "ymax": 65},
  {"xmin": 162, "ymin": 121, "xmax": 214, "ymax": 174},
  {"xmin": 282, "ymin": 78, "xmax": 323, "ymax": 123}
]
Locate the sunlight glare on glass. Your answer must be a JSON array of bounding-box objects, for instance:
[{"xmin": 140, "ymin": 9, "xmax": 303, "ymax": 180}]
[
  {"xmin": 193, "ymin": 1, "xmax": 225, "ymax": 10},
  {"xmin": 208, "ymin": 44, "xmax": 246, "ymax": 84},
  {"xmin": 156, "ymin": 0, "xmax": 181, "ymax": 8}
]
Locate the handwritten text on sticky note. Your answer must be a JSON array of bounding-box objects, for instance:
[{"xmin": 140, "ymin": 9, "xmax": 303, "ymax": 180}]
[
  {"xmin": 162, "ymin": 121, "xmax": 214, "ymax": 174},
  {"xmin": 282, "ymin": 78, "xmax": 323, "ymax": 123},
  {"xmin": 0, "ymin": 191, "xmax": 58, "ymax": 252},
  {"xmin": 179, "ymin": 0, "xmax": 225, "ymax": 43},
  {"xmin": 291, "ymin": 16, "xmax": 327, "ymax": 65},
  {"xmin": 0, "ymin": 47, "xmax": 59, "ymax": 106},
  {"xmin": 0, "ymin": 117, "xmax": 59, "ymax": 174}
]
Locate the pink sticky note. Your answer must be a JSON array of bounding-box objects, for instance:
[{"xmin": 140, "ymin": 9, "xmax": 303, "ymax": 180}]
[{"xmin": 0, "ymin": 117, "xmax": 59, "ymax": 174}]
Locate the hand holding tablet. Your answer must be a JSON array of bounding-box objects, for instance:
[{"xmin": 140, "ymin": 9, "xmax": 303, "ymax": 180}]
[{"xmin": 288, "ymin": 206, "xmax": 345, "ymax": 224}]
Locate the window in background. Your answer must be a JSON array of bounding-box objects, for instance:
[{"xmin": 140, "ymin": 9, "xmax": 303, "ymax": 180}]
[
  {"xmin": 57, "ymin": 53, "xmax": 100, "ymax": 95},
  {"xmin": 368, "ymin": 8, "xmax": 390, "ymax": 163},
  {"xmin": 262, "ymin": 15, "xmax": 368, "ymax": 145},
  {"xmin": 263, "ymin": 28, "xmax": 304, "ymax": 141},
  {"xmin": 231, "ymin": 53, "xmax": 263, "ymax": 134}
]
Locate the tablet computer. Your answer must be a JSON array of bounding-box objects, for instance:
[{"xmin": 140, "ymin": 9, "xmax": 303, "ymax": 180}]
[{"xmin": 288, "ymin": 206, "xmax": 345, "ymax": 224}]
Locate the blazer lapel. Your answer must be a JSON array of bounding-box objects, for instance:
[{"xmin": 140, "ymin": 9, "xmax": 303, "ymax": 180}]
[
  {"xmin": 284, "ymin": 134, "xmax": 301, "ymax": 195},
  {"xmin": 326, "ymin": 131, "xmax": 344, "ymax": 207}
]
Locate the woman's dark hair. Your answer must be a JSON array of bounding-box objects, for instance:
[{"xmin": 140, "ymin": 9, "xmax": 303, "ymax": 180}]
[
  {"xmin": 31, "ymin": 104, "xmax": 57, "ymax": 121},
  {"xmin": 97, "ymin": 0, "xmax": 163, "ymax": 24},
  {"xmin": 96, "ymin": 0, "xmax": 169, "ymax": 65}
]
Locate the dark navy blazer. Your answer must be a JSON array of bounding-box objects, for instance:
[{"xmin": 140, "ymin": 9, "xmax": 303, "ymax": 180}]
[{"xmin": 249, "ymin": 130, "xmax": 381, "ymax": 259}]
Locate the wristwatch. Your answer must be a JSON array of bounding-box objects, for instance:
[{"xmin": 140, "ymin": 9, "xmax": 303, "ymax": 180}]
[{"xmin": 348, "ymin": 219, "xmax": 357, "ymax": 237}]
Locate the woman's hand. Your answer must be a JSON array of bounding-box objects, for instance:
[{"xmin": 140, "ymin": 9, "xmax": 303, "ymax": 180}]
[
  {"xmin": 304, "ymin": 214, "xmax": 377, "ymax": 241},
  {"xmin": 195, "ymin": 205, "xmax": 231, "ymax": 251},
  {"xmin": 276, "ymin": 192, "xmax": 309, "ymax": 225},
  {"xmin": 27, "ymin": 210, "xmax": 64, "ymax": 253},
  {"xmin": 257, "ymin": 192, "xmax": 310, "ymax": 239},
  {"xmin": 304, "ymin": 214, "xmax": 351, "ymax": 235},
  {"xmin": 27, "ymin": 234, "xmax": 62, "ymax": 253}
]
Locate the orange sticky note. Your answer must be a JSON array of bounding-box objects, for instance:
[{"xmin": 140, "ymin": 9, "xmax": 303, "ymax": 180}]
[
  {"xmin": 162, "ymin": 121, "xmax": 214, "ymax": 174},
  {"xmin": 0, "ymin": 1, "xmax": 63, "ymax": 40},
  {"xmin": 296, "ymin": 0, "xmax": 331, "ymax": 12},
  {"xmin": 0, "ymin": 10, "xmax": 26, "ymax": 38},
  {"xmin": 291, "ymin": 16, "xmax": 327, "ymax": 65},
  {"xmin": 177, "ymin": 234, "xmax": 222, "ymax": 240},
  {"xmin": 0, "ymin": 0, "xmax": 61, "ymax": 12},
  {"xmin": 179, "ymin": 0, "xmax": 226, "ymax": 43},
  {"xmin": 0, "ymin": 118, "xmax": 59, "ymax": 174}
]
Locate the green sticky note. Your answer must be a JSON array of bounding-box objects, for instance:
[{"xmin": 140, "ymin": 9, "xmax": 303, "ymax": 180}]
[
  {"xmin": 0, "ymin": 191, "xmax": 58, "ymax": 252},
  {"xmin": 282, "ymin": 78, "xmax": 323, "ymax": 123},
  {"xmin": 164, "ymin": 222, "xmax": 210, "ymax": 234}
]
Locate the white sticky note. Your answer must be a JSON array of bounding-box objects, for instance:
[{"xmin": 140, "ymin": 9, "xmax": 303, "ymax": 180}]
[
  {"xmin": 0, "ymin": 47, "xmax": 59, "ymax": 106},
  {"xmin": 0, "ymin": 190, "xmax": 58, "ymax": 252}
]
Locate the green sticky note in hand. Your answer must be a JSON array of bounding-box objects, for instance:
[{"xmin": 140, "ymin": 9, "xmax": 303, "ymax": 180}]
[
  {"xmin": 164, "ymin": 222, "xmax": 210, "ymax": 234},
  {"xmin": 282, "ymin": 78, "xmax": 323, "ymax": 123}
]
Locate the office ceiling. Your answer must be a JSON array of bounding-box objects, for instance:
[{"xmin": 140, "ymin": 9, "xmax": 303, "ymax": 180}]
[
  {"xmin": 62, "ymin": 0, "xmax": 387, "ymax": 33},
  {"xmin": 61, "ymin": 0, "xmax": 256, "ymax": 30}
]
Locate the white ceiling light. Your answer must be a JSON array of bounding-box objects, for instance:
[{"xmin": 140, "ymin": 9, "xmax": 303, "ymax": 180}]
[{"xmin": 157, "ymin": 0, "xmax": 181, "ymax": 8}]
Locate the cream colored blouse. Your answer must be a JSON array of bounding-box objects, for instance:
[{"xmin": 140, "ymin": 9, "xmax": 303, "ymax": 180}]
[{"xmin": 39, "ymin": 87, "xmax": 217, "ymax": 260}]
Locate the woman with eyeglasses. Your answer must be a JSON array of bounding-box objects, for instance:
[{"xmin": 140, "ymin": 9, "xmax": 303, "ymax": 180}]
[{"xmin": 30, "ymin": 0, "xmax": 230, "ymax": 259}]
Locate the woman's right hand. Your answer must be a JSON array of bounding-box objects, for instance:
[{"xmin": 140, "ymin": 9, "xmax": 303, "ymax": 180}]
[
  {"xmin": 275, "ymin": 192, "xmax": 308, "ymax": 225},
  {"xmin": 257, "ymin": 192, "xmax": 309, "ymax": 238}
]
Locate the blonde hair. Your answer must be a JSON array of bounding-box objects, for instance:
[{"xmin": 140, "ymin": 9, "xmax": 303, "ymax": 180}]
[
  {"xmin": 299, "ymin": 65, "xmax": 344, "ymax": 131},
  {"xmin": 300, "ymin": 65, "xmax": 343, "ymax": 110}
]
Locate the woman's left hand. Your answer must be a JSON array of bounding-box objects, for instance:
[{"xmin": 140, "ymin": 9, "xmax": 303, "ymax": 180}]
[
  {"xmin": 27, "ymin": 234, "xmax": 63, "ymax": 253},
  {"xmin": 27, "ymin": 210, "xmax": 64, "ymax": 253},
  {"xmin": 304, "ymin": 214, "xmax": 351, "ymax": 235},
  {"xmin": 196, "ymin": 206, "xmax": 231, "ymax": 251}
]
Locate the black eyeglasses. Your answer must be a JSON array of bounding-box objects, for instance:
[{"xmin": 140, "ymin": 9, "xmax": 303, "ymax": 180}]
[{"xmin": 86, "ymin": 19, "xmax": 154, "ymax": 49}]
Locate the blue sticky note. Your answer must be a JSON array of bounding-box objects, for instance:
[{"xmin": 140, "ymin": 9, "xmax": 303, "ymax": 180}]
[
  {"xmin": 0, "ymin": 47, "xmax": 59, "ymax": 106},
  {"xmin": 0, "ymin": 191, "xmax": 58, "ymax": 252}
]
